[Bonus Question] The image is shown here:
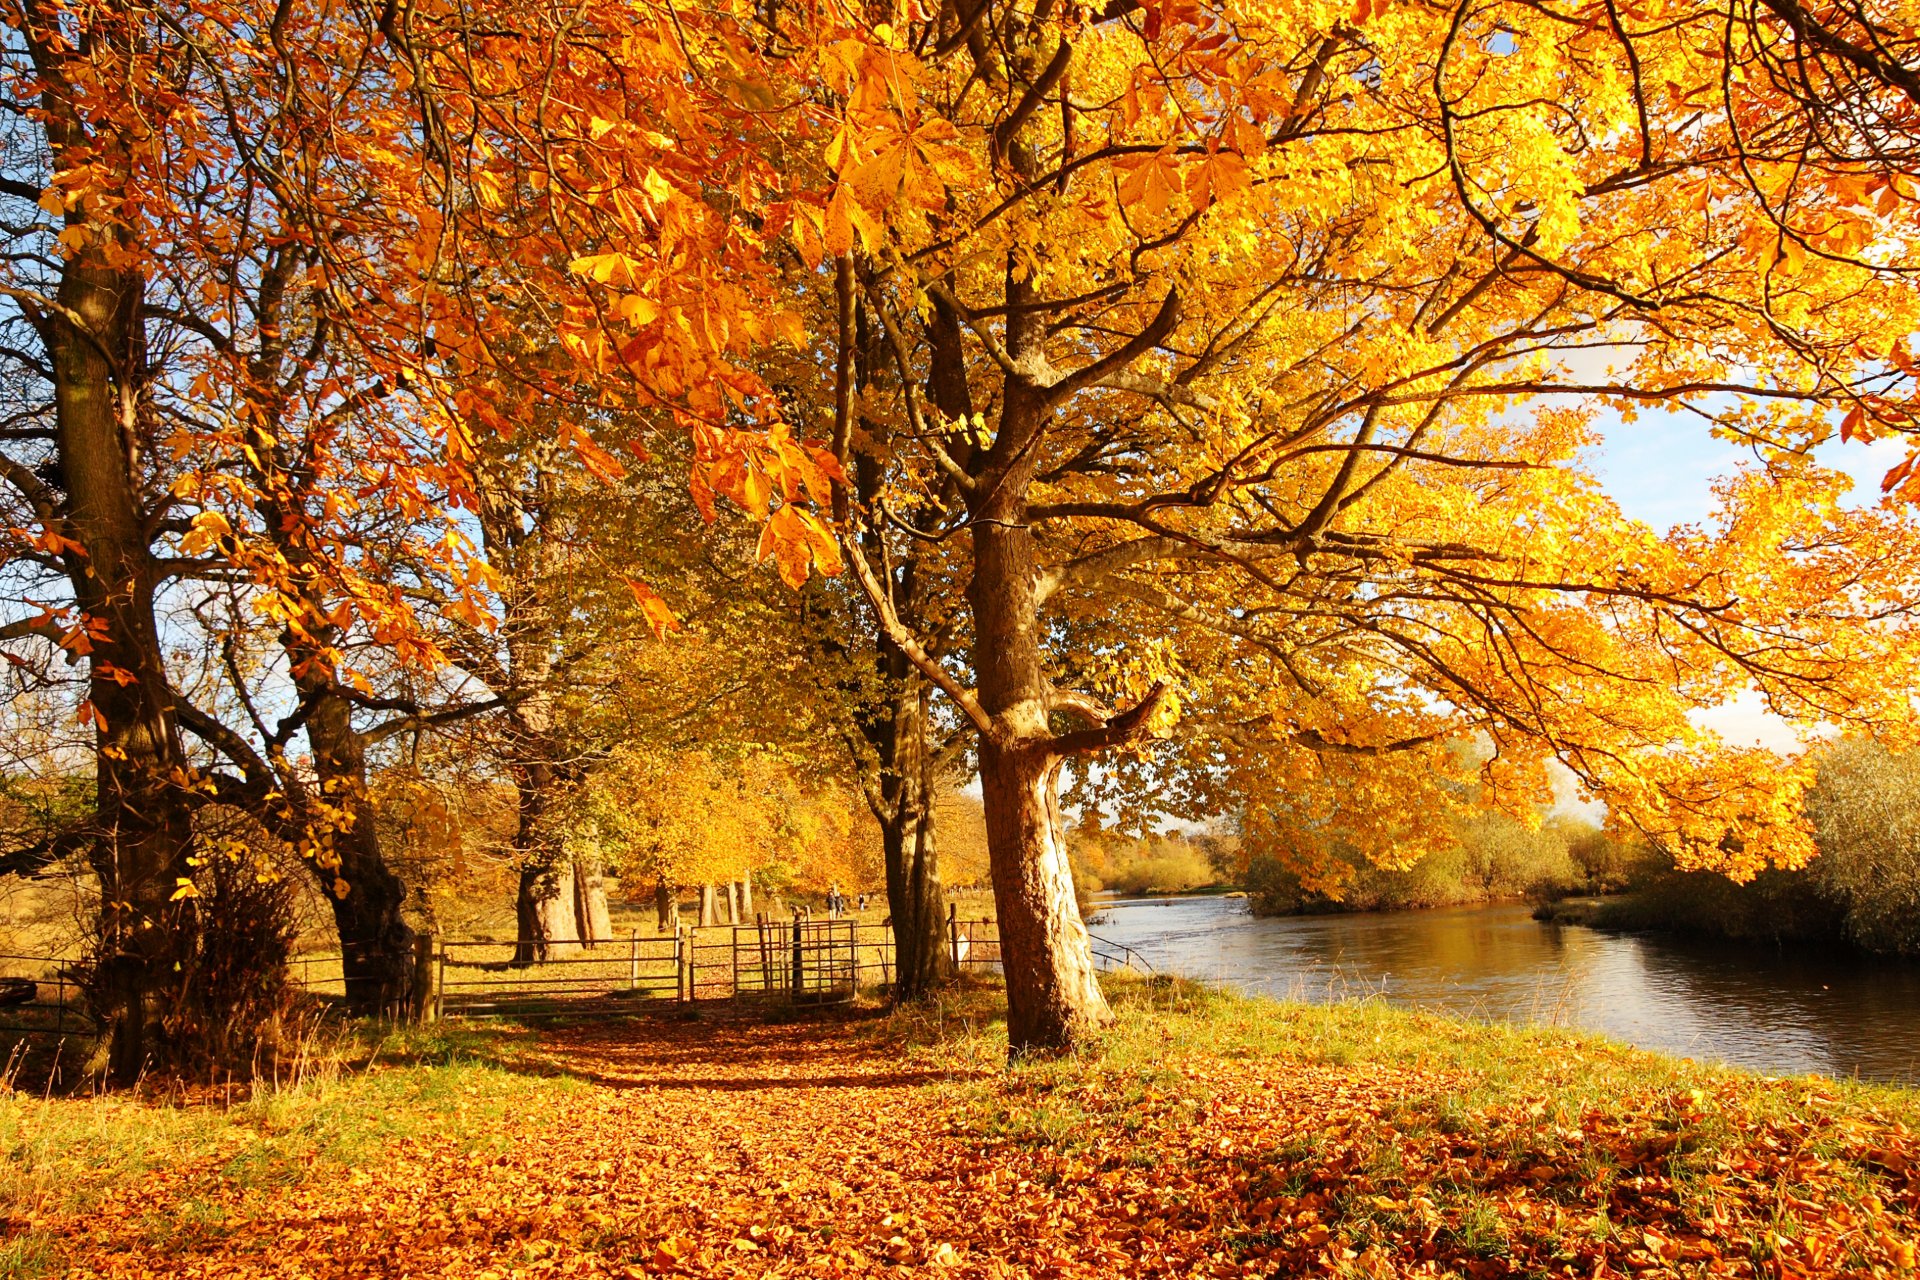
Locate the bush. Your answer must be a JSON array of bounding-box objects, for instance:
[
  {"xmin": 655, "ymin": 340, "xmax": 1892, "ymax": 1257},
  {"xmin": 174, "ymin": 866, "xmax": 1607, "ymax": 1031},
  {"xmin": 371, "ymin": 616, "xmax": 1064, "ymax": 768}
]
[
  {"xmin": 1070, "ymin": 827, "xmax": 1218, "ymax": 897},
  {"xmin": 74, "ymin": 814, "xmax": 304, "ymax": 1076},
  {"xmin": 1244, "ymin": 812, "xmax": 1581, "ymax": 916},
  {"xmin": 1583, "ymin": 865, "xmax": 1846, "ymax": 945},
  {"xmin": 1807, "ymin": 739, "xmax": 1920, "ymax": 955}
]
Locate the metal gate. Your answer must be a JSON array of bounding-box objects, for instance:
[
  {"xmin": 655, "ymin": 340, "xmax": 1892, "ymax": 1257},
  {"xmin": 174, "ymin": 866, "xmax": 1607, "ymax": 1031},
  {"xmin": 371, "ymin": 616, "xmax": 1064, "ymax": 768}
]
[
  {"xmin": 289, "ymin": 913, "xmax": 1154, "ymax": 1022},
  {"xmin": 436, "ymin": 931, "xmax": 681, "ymax": 1019},
  {"xmin": 0, "ymin": 953, "xmax": 91, "ymax": 1037},
  {"xmin": 434, "ymin": 919, "xmax": 868, "ymax": 1019}
]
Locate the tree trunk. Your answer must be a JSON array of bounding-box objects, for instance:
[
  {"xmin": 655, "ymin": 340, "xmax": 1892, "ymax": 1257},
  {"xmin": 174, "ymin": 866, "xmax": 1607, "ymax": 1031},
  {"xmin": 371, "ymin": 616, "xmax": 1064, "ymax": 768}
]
[
  {"xmin": 967, "ymin": 447, "xmax": 1110, "ymax": 1054},
  {"xmin": 655, "ymin": 878, "xmax": 676, "ymax": 933},
  {"xmin": 738, "ymin": 877, "xmax": 753, "ymax": 917},
  {"xmin": 698, "ymin": 883, "xmax": 717, "ymax": 927},
  {"xmin": 514, "ymin": 860, "xmax": 579, "ymax": 963},
  {"xmin": 724, "ymin": 880, "xmax": 739, "ymax": 925},
  {"xmin": 977, "ymin": 739, "xmax": 1106, "ymax": 1053},
  {"xmin": 573, "ymin": 855, "xmax": 613, "ymax": 947},
  {"xmin": 51, "ymin": 234, "xmax": 199, "ymax": 1081},
  {"xmin": 880, "ymin": 684, "xmax": 949, "ymax": 1001},
  {"xmin": 300, "ymin": 685, "xmax": 417, "ymax": 1015},
  {"xmin": 851, "ymin": 289, "xmax": 957, "ymax": 1005},
  {"xmin": 317, "ymin": 796, "xmax": 414, "ymax": 1015}
]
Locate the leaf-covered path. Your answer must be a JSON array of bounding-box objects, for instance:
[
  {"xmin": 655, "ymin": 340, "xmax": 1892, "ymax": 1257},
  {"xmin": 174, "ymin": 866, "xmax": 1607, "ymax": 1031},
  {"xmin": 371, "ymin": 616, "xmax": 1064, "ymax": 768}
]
[{"xmin": 32, "ymin": 1003, "xmax": 1920, "ymax": 1279}]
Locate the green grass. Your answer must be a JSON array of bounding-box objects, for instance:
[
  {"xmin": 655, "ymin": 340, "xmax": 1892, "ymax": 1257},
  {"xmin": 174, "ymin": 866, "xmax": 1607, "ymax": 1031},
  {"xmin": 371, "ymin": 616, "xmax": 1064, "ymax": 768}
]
[
  {"xmin": 870, "ymin": 974, "xmax": 1920, "ymax": 1276},
  {"xmin": 0, "ymin": 1021, "xmax": 575, "ymax": 1278},
  {"xmin": 3, "ymin": 974, "xmax": 1915, "ymax": 1278}
]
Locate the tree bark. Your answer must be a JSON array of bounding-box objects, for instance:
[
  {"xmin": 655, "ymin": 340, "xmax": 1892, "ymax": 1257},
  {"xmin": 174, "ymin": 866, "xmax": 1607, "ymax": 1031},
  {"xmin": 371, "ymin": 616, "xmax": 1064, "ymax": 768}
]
[
  {"xmin": 15, "ymin": 10, "xmax": 206, "ymax": 1080},
  {"xmin": 849, "ymin": 297, "xmax": 952, "ymax": 1003},
  {"xmin": 698, "ymin": 883, "xmax": 717, "ymax": 927},
  {"xmin": 38, "ymin": 176, "xmax": 206, "ymax": 1083},
  {"xmin": 879, "ymin": 683, "xmax": 949, "ymax": 1001},
  {"xmin": 724, "ymin": 880, "xmax": 740, "ymax": 925},
  {"xmin": 53, "ymin": 246, "xmax": 200, "ymax": 1080},
  {"xmin": 655, "ymin": 877, "xmax": 676, "ymax": 932},
  {"xmin": 514, "ymin": 859, "xmax": 579, "ymax": 962},
  {"xmin": 302, "ymin": 689, "xmax": 416, "ymax": 1014},
  {"xmin": 573, "ymin": 855, "xmax": 613, "ymax": 947},
  {"xmin": 738, "ymin": 877, "xmax": 753, "ymax": 918},
  {"xmin": 966, "ymin": 402, "xmax": 1110, "ymax": 1053},
  {"xmin": 976, "ymin": 737, "xmax": 1106, "ymax": 1052}
]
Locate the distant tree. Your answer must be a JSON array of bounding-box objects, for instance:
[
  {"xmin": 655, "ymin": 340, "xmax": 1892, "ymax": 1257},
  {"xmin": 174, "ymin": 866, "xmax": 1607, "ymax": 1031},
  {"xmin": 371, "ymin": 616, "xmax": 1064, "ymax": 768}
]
[{"xmin": 1808, "ymin": 739, "xmax": 1920, "ymax": 955}]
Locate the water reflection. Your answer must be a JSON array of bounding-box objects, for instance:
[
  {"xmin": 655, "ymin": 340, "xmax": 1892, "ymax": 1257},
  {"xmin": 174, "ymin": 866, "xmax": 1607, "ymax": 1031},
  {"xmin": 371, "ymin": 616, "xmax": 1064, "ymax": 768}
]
[{"xmin": 1087, "ymin": 896, "xmax": 1920, "ymax": 1084}]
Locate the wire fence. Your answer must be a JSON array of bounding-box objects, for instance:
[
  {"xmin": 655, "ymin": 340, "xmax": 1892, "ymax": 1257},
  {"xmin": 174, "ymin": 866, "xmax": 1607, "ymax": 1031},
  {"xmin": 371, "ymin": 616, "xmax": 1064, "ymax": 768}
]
[{"xmin": 286, "ymin": 910, "xmax": 1154, "ymax": 1022}]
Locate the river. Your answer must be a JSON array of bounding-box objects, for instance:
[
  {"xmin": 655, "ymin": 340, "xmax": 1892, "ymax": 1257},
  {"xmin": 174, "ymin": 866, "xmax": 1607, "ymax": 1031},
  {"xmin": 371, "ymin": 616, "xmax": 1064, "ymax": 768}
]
[{"xmin": 1086, "ymin": 895, "xmax": 1920, "ymax": 1085}]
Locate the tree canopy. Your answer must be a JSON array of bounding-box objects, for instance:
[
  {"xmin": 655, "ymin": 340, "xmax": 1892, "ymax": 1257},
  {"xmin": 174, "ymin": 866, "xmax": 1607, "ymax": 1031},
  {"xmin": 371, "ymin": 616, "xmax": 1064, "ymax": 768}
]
[{"xmin": 6, "ymin": 0, "xmax": 1920, "ymax": 1066}]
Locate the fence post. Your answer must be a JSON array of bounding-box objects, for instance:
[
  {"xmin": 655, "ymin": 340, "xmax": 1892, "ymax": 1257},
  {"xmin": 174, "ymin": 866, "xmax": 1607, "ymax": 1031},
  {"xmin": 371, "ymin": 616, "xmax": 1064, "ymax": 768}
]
[
  {"xmin": 949, "ymin": 902, "xmax": 961, "ymax": 970},
  {"xmin": 434, "ymin": 941, "xmax": 446, "ymax": 1021},
  {"xmin": 628, "ymin": 928, "xmax": 639, "ymax": 991},
  {"xmin": 880, "ymin": 920, "xmax": 892, "ymax": 991},
  {"xmin": 731, "ymin": 923, "xmax": 740, "ymax": 1000},
  {"xmin": 790, "ymin": 910, "xmax": 803, "ymax": 999},
  {"xmin": 676, "ymin": 923, "xmax": 689, "ymax": 1002},
  {"xmin": 410, "ymin": 931, "xmax": 437, "ymax": 1024},
  {"xmin": 759, "ymin": 916, "xmax": 771, "ymax": 994}
]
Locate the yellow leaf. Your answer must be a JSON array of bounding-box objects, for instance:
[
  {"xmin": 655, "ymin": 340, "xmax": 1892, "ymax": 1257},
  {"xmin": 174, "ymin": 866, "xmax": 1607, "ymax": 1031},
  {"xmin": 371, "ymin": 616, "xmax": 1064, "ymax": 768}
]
[{"xmin": 169, "ymin": 878, "xmax": 200, "ymax": 901}]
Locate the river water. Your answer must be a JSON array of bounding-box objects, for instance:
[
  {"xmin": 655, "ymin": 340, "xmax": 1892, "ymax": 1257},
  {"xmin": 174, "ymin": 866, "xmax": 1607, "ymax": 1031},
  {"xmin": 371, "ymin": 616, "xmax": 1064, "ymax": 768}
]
[{"xmin": 1086, "ymin": 895, "xmax": 1920, "ymax": 1085}]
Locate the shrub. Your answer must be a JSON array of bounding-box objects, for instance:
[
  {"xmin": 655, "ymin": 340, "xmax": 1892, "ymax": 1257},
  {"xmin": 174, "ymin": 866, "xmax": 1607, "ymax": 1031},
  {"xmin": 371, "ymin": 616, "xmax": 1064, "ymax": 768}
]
[
  {"xmin": 1807, "ymin": 739, "xmax": 1920, "ymax": 955},
  {"xmin": 1243, "ymin": 811, "xmax": 1580, "ymax": 916}
]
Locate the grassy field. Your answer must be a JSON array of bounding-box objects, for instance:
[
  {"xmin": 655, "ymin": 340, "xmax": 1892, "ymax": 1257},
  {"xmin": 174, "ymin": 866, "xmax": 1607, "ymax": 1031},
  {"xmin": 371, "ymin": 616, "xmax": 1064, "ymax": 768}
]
[{"xmin": 2, "ymin": 976, "xmax": 1915, "ymax": 1277}]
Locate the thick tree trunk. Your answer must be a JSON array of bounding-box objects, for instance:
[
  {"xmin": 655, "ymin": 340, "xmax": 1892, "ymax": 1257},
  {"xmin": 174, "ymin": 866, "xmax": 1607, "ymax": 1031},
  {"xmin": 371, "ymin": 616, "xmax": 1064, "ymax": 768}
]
[
  {"xmin": 967, "ymin": 436, "xmax": 1110, "ymax": 1053},
  {"xmin": 724, "ymin": 880, "xmax": 740, "ymax": 925},
  {"xmin": 698, "ymin": 883, "xmax": 717, "ymax": 927},
  {"xmin": 514, "ymin": 860, "xmax": 579, "ymax": 963},
  {"xmin": 507, "ymin": 655, "xmax": 572, "ymax": 961},
  {"xmin": 977, "ymin": 739, "xmax": 1106, "ymax": 1052},
  {"xmin": 738, "ymin": 877, "xmax": 753, "ymax": 917},
  {"xmin": 300, "ymin": 686, "xmax": 416, "ymax": 1014},
  {"xmin": 573, "ymin": 856, "xmax": 613, "ymax": 947},
  {"xmin": 318, "ymin": 796, "xmax": 415, "ymax": 1015},
  {"xmin": 51, "ymin": 239, "xmax": 199, "ymax": 1081},
  {"xmin": 655, "ymin": 878, "xmax": 676, "ymax": 932}
]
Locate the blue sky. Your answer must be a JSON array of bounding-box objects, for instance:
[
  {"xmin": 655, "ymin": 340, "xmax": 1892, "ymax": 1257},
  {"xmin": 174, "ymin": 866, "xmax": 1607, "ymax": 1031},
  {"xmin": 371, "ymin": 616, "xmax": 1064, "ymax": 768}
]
[
  {"xmin": 1583, "ymin": 406, "xmax": 1907, "ymax": 755},
  {"xmin": 1587, "ymin": 405, "xmax": 1906, "ymax": 531}
]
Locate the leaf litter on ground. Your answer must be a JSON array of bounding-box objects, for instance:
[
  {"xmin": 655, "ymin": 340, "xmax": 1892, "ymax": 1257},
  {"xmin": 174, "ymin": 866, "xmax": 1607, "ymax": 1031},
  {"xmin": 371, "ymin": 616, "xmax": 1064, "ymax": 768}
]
[{"xmin": 3, "ymin": 977, "xmax": 1917, "ymax": 1279}]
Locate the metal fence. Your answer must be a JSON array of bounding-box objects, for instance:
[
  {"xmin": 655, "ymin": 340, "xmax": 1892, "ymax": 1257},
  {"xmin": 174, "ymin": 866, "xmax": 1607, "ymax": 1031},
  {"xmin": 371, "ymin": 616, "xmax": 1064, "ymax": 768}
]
[
  {"xmin": 287, "ymin": 910, "xmax": 1153, "ymax": 1022},
  {"xmin": 0, "ymin": 952, "xmax": 93, "ymax": 1036}
]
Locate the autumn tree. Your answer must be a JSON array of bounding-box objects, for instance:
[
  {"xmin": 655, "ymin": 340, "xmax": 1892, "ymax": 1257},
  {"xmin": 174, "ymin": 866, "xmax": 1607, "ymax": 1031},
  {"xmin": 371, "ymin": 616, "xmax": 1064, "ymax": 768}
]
[
  {"xmin": 140, "ymin": 6, "xmax": 509, "ymax": 1014},
  {"xmin": 676, "ymin": 0, "xmax": 1920, "ymax": 1055},
  {"xmin": 0, "ymin": 0, "xmax": 532, "ymax": 1066},
  {"xmin": 0, "ymin": 0, "xmax": 219, "ymax": 1078}
]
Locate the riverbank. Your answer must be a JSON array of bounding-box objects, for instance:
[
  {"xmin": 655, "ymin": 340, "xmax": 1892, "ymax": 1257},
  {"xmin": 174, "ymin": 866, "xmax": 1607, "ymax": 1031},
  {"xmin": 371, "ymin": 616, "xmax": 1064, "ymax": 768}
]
[
  {"xmin": 1535, "ymin": 889, "xmax": 1853, "ymax": 949},
  {"xmin": 4, "ymin": 976, "xmax": 1916, "ymax": 1278}
]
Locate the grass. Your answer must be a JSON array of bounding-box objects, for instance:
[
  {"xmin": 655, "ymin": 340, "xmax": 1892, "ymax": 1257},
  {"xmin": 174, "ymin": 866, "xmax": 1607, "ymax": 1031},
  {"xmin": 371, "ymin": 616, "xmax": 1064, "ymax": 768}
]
[
  {"xmin": 3, "ymin": 976, "xmax": 1916, "ymax": 1277},
  {"xmin": 871, "ymin": 974, "xmax": 1920, "ymax": 1276},
  {"xmin": 0, "ymin": 1021, "xmax": 575, "ymax": 1278}
]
